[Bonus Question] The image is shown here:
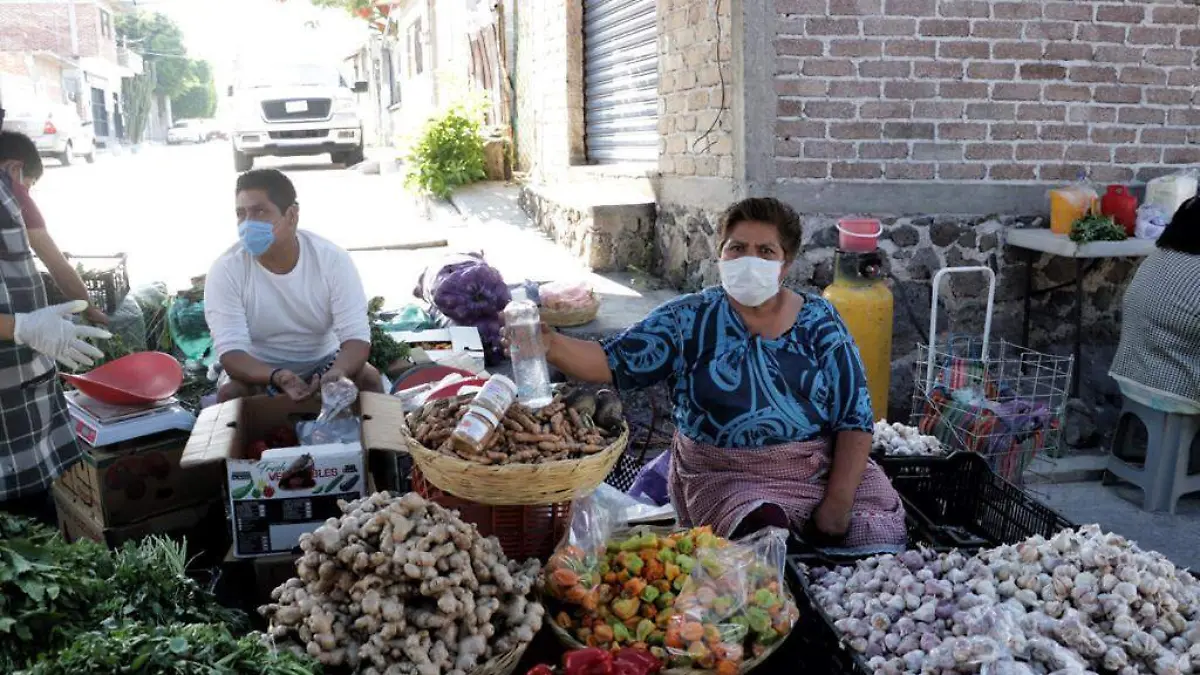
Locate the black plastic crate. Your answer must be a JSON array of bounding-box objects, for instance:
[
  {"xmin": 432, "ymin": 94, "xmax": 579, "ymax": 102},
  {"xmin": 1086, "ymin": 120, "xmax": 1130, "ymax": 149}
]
[
  {"xmin": 884, "ymin": 452, "xmax": 1074, "ymax": 548},
  {"xmin": 42, "ymin": 253, "xmax": 130, "ymax": 314},
  {"xmin": 784, "ymin": 454, "xmax": 1076, "ymax": 675}
]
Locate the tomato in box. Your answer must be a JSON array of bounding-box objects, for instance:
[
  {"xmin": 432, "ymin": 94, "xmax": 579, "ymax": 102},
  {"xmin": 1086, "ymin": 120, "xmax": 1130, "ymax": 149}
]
[{"xmin": 247, "ymin": 440, "xmax": 270, "ymax": 461}]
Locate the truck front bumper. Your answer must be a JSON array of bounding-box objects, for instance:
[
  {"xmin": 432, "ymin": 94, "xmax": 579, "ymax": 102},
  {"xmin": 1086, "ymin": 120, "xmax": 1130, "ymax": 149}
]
[{"xmin": 234, "ymin": 125, "xmax": 361, "ymax": 157}]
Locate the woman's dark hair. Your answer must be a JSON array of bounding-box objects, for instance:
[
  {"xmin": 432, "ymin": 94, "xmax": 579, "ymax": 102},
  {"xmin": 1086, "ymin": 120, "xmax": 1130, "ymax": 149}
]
[
  {"xmin": 0, "ymin": 131, "xmax": 44, "ymax": 181},
  {"xmin": 717, "ymin": 197, "xmax": 803, "ymax": 260},
  {"xmin": 236, "ymin": 168, "xmax": 297, "ymax": 214},
  {"xmin": 1157, "ymin": 196, "xmax": 1200, "ymax": 255}
]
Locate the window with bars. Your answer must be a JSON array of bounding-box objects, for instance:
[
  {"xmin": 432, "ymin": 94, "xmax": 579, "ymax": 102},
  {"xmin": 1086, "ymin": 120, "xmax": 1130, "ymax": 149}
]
[{"xmin": 407, "ymin": 19, "xmax": 424, "ymax": 76}]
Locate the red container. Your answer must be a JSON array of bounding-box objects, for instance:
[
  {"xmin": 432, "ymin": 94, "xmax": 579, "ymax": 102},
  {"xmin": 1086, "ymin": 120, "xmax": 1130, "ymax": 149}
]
[
  {"xmin": 836, "ymin": 218, "xmax": 882, "ymax": 252},
  {"xmin": 411, "ymin": 468, "xmax": 571, "ymax": 562},
  {"xmin": 1101, "ymin": 185, "xmax": 1138, "ymax": 236}
]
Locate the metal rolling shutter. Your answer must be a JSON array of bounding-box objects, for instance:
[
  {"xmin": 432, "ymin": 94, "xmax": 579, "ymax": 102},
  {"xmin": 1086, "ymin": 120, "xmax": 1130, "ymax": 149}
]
[{"xmin": 583, "ymin": 0, "xmax": 658, "ymax": 164}]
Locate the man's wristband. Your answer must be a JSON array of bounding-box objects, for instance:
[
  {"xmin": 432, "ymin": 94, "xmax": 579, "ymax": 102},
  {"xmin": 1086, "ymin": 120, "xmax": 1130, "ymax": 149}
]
[{"xmin": 268, "ymin": 368, "xmax": 282, "ymax": 389}]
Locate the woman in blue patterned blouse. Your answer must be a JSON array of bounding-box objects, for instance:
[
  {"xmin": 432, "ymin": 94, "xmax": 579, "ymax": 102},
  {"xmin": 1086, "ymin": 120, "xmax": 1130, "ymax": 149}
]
[{"xmin": 544, "ymin": 198, "xmax": 906, "ymax": 552}]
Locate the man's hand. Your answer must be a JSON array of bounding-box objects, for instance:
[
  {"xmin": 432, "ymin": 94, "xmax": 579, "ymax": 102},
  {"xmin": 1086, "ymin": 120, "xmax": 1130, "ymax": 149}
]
[
  {"xmin": 321, "ymin": 367, "xmax": 347, "ymax": 386},
  {"xmin": 84, "ymin": 307, "xmax": 110, "ymax": 326},
  {"xmin": 273, "ymin": 369, "xmax": 319, "ymax": 401}
]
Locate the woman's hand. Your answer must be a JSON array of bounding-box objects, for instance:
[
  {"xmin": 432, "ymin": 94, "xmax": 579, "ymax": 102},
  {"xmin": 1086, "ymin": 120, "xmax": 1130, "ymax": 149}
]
[
  {"xmin": 811, "ymin": 494, "xmax": 852, "ymax": 539},
  {"xmin": 501, "ymin": 321, "xmax": 555, "ymax": 358}
]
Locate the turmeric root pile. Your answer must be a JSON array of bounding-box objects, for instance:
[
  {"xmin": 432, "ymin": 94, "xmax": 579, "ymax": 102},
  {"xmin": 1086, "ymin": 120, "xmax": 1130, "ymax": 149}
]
[
  {"xmin": 543, "ymin": 527, "xmax": 799, "ymax": 674},
  {"xmin": 408, "ymin": 387, "xmax": 625, "ymax": 465},
  {"xmin": 259, "ymin": 492, "xmax": 545, "ymax": 675}
]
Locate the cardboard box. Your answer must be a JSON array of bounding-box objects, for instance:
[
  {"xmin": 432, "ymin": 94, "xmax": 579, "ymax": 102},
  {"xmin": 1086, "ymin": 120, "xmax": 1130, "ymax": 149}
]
[
  {"xmin": 53, "ymin": 483, "xmax": 216, "ymax": 547},
  {"xmin": 182, "ymin": 392, "xmax": 408, "ymax": 558},
  {"xmin": 223, "ymin": 547, "xmax": 299, "ymax": 604},
  {"xmin": 55, "ymin": 429, "xmax": 223, "ymax": 528},
  {"xmin": 390, "ymin": 327, "xmax": 485, "ymax": 373}
]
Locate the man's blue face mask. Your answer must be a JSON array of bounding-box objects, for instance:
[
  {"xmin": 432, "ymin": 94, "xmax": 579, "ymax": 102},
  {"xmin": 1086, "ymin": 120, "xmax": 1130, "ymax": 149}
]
[{"xmin": 237, "ymin": 219, "xmax": 276, "ymax": 257}]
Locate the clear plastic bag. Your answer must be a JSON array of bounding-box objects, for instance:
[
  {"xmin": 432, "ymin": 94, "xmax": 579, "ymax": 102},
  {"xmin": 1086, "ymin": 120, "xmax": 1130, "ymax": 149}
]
[
  {"xmin": 543, "ymin": 492, "xmax": 798, "ymax": 673},
  {"xmin": 297, "ymin": 377, "xmax": 361, "ymax": 445},
  {"xmin": 1135, "ymin": 203, "xmax": 1170, "ymax": 240},
  {"xmin": 539, "ymin": 280, "xmax": 599, "ymax": 312}
]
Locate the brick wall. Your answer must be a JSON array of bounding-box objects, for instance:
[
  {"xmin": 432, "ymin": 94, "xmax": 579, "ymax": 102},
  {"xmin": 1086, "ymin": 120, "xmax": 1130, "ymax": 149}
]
[
  {"xmin": 658, "ymin": 0, "xmax": 735, "ymax": 178},
  {"xmin": 513, "ymin": 0, "xmax": 583, "ymax": 177},
  {"xmin": 0, "ymin": 3, "xmax": 74, "ymax": 56},
  {"xmin": 774, "ymin": 0, "xmax": 1200, "ymax": 186}
]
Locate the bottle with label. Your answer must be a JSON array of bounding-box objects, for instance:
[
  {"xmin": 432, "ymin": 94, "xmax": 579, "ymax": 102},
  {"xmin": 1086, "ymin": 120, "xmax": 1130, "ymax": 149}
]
[
  {"xmin": 451, "ymin": 374, "xmax": 518, "ymax": 453},
  {"xmin": 503, "ymin": 288, "xmax": 554, "ymax": 409}
]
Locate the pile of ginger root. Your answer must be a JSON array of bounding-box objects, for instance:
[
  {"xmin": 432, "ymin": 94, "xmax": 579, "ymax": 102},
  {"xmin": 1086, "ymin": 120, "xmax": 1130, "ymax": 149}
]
[{"xmin": 260, "ymin": 492, "xmax": 545, "ymax": 675}]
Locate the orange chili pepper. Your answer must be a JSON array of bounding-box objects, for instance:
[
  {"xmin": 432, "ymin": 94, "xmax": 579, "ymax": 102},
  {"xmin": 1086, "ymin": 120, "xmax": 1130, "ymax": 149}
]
[{"xmin": 680, "ymin": 622, "xmax": 705, "ymax": 643}]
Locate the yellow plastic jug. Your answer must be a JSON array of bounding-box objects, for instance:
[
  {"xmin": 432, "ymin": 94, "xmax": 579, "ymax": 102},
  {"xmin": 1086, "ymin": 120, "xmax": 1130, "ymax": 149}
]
[
  {"xmin": 1049, "ymin": 185, "xmax": 1097, "ymax": 235},
  {"xmin": 823, "ymin": 250, "xmax": 894, "ymax": 422}
]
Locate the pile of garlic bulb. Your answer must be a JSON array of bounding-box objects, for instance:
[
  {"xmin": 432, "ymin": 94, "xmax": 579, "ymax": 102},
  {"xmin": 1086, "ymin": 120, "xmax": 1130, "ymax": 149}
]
[
  {"xmin": 873, "ymin": 420, "xmax": 946, "ymax": 457},
  {"xmin": 806, "ymin": 525, "xmax": 1200, "ymax": 674}
]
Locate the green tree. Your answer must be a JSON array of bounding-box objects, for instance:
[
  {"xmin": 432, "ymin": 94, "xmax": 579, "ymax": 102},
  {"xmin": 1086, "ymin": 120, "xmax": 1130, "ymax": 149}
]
[
  {"xmin": 116, "ymin": 12, "xmax": 194, "ymax": 99},
  {"xmin": 171, "ymin": 61, "xmax": 217, "ymax": 119}
]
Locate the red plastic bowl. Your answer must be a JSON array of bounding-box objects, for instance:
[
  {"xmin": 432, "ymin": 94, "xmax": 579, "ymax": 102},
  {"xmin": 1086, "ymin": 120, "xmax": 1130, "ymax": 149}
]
[{"xmin": 61, "ymin": 352, "xmax": 184, "ymax": 406}]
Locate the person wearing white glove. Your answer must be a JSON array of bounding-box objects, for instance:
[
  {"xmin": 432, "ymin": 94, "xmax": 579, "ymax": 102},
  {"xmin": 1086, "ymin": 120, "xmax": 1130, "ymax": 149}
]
[
  {"xmin": 0, "ymin": 139, "xmax": 109, "ymax": 526},
  {"xmin": 10, "ymin": 301, "xmax": 111, "ymax": 370}
]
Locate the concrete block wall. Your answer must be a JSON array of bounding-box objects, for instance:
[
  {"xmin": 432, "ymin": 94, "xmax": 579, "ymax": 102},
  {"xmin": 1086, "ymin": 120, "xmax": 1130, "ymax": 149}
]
[
  {"xmin": 772, "ymin": 0, "xmax": 1200, "ymax": 187},
  {"xmin": 513, "ymin": 0, "xmax": 583, "ymax": 179},
  {"xmin": 658, "ymin": 0, "xmax": 735, "ymax": 179}
]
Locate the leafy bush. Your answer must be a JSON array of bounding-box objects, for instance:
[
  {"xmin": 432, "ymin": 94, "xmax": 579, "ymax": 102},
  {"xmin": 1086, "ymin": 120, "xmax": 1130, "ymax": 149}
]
[{"xmin": 404, "ymin": 105, "xmax": 486, "ymax": 199}]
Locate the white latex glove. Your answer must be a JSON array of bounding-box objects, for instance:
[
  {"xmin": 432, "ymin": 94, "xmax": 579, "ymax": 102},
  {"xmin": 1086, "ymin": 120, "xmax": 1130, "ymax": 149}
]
[{"xmin": 14, "ymin": 300, "xmax": 112, "ymax": 370}]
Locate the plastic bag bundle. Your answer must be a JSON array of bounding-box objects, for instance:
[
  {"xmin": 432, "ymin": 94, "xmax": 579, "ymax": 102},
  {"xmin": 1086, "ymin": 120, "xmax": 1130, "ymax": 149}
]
[
  {"xmin": 1135, "ymin": 203, "xmax": 1170, "ymax": 240},
  {"xmin": 540, "ymin": 280, "xmax": 599, "ymax": 312},
  {"xmin": 414, "ymin": 252, "xmax": 510, "ymax": 365},
  {"xmin": 297, "ymin": 377, "xmax": 361, "ymax": 445},
  {"xmin": 542, "ymin": 492, "xmax": 799, "ymax": 674}
]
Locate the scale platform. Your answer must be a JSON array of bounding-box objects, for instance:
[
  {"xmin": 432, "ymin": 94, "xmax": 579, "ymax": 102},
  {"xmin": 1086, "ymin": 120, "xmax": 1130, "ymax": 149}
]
[{"xmin": 64, "ymin": 391, "xmax": 197, "ymax": 448}]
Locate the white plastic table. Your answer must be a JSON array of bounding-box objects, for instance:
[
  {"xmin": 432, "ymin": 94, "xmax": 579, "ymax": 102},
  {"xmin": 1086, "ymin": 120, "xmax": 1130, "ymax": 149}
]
[{"xmin": 1003, "ymin": 228, "xmax": 1156, "ymax": 397}]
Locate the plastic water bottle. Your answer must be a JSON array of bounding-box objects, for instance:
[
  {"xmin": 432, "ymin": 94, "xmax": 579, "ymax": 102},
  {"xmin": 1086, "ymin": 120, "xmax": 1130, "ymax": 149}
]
[{"xmin": 504, "ymin": 288, "xmax": 553, "ymax": 409}]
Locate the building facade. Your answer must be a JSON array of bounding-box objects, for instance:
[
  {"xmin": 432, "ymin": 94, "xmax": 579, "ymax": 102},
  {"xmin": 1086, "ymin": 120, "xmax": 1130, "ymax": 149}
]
[
  {"xmin": 0, "ymin": 0, "xmax": 139, "ymax": 146},
  {"xmin": 512, "ymin": 0, "xmax": 1200, "ymax": 428}
]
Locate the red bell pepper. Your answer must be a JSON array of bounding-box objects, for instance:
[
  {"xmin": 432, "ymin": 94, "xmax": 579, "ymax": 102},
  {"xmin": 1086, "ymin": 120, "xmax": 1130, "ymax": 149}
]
[
  {"xmin": 526, "ymin": 665, "xmax": 555, "ymax": 675},
  {"xmin": 613, "ymin": 648, "xmax": 662, "ymax": 675},
  {"xmin": 564, "ymin": 648, "xmax": 613, "ymax": 675}
]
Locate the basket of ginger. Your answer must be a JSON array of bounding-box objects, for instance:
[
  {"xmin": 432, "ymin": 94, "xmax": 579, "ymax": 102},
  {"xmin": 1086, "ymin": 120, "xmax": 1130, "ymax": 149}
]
[
  {"xmin": 405, "ymin": 386, "xmax": 629, "ymax": 505},
  {"xmin": 543, "ymin": 526, "xmax": 798, "ymax": 675}
]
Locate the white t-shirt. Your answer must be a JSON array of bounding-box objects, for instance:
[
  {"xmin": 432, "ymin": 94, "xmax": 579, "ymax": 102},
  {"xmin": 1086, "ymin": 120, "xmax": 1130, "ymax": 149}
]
[{"xmin": 204, "ymin": 230, "xmax": 370, "ymax": 365}]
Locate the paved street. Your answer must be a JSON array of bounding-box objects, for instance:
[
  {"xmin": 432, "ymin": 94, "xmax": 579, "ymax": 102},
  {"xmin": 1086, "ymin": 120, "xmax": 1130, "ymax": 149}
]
[{"xmin": 31, "ymin": 143, "xmax": 463, "ymax": 305}]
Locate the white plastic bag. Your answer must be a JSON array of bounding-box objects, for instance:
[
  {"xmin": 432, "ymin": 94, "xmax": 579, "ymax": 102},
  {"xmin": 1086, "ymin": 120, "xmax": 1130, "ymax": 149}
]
[
  {"xmin": 1135, "ymin": 203, "xmax": 1169, "ymax": 240},
  {"xmin": 539, "ymin": 280, "xmax": 598, "ymax": 312},
  {"xmin": 1144, "ymin": 170, "xmax": 1198, "ymax": 218},
  {"xmin": 297, "ymin": 377, "xmax": 361, "ymax": 445}
]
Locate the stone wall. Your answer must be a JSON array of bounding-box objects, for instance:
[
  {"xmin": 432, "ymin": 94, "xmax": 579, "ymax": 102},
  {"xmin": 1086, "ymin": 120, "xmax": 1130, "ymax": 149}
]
[
  {"xmin": 512, "ymin": 0, "xmax": 583, "ymax": 179},
  {"xmin": 773, "ymin": 0, "xmax": 1200, "ymax": 189},
  {"xmin": 657, "ymin": 0, "xmax": 735, "ymax": 179}
]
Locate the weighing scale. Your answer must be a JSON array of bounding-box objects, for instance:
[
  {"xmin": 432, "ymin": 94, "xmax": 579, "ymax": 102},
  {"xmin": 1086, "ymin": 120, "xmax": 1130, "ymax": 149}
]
[{"xmin": 64, "ymin": 390, "xmax": 197, "ymax": 448}]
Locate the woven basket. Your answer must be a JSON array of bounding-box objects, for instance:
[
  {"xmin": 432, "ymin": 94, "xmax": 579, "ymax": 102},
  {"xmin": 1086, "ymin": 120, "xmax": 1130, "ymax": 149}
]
[
  {"xmin": 540, "ymin": 302, "xmax": 599, "ymax": 328},
  {"xmin": 471, "ymin": 642, "xmax": 529, "ymax": 675},
  {"xmin": 548, "ymin": 621, "xmax": 785, "ymax": 675},
  {"xmin": 405, "ymin": 425, "xmax": 629, "ymax": 505},
  {"xmin": 412, "ymin": 468, "xmax": 571, "ymax": 561}
]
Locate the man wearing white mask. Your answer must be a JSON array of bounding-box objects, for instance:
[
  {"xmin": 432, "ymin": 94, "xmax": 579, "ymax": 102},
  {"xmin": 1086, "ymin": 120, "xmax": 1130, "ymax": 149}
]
[
  {"xmin": 532, "ymin": 197, "xmax": 906, "ymax": 553},
  {"xmin": 0, "ymin": 108, "xmax": 111, "ymax": 523},
  {"xmin": 204, "ymin": 169, "xmax": 383, "ymax": 403}
]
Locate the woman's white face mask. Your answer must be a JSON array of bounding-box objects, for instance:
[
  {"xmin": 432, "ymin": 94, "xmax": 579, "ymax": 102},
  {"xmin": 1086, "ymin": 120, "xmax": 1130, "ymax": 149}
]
[{"xmin": 719, "ymin": 256, "xmax": 782, "ymax": 307}]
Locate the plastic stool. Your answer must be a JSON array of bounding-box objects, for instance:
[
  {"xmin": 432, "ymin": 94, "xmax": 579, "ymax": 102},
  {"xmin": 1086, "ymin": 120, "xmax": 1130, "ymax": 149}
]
[{"xmin": 1106, "ymin": 396, "xmax": 1200, "ymax": 513}]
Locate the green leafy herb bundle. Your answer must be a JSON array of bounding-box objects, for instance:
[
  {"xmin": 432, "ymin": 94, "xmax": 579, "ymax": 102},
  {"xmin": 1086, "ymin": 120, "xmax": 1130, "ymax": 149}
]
[
  {"xmin": 21, "ymin": 622, "xmax": 320, "ymax": 675},
  {"xmin": 0, "ymin": 515, "xmax": 245, "ymax": 670},
  {"xmin": 1069, "ymin": 214, "xmax": 1127, "ymax": 244},
  {"xmin": 368, "ymin": 296, "xmax": 411, "ymax": 373}
]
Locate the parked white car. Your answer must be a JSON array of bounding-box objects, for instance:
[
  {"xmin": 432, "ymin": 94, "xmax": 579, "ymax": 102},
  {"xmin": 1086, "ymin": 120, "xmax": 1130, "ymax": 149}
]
[
  {"xmin": 167, "ymin": 119, "xmax": 207, "ymax": 145},
  {"xmin": 3, "ymin": 104, "xmax": 97, "ymax": 166}
]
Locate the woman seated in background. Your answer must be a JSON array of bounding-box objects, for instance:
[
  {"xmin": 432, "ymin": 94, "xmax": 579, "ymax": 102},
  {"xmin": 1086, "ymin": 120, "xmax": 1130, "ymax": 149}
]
[
  {"xmin": 1109, "ymin": 196, "xmax": 1200, "ymax": 415},
  {"xmin": 543, "ymin": 197, "xmax": 906, "ymax": 552}
]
